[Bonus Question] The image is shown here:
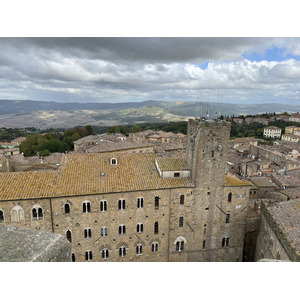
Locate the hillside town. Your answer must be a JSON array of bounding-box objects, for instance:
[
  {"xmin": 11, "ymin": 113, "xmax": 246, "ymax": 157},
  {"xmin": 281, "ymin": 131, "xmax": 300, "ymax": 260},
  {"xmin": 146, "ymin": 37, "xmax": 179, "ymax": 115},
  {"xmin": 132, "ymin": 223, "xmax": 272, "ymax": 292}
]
[{"xmin": 1, "ymin": 112, "xmax": 300, "ymax": 262}]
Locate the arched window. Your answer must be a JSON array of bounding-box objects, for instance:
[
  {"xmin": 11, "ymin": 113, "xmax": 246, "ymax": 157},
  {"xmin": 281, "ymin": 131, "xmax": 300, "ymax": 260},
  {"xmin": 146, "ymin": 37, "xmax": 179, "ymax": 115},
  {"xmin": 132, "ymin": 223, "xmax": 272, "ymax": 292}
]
[
  {"xmin": 11, "ymin": 206, "xmax": 25, "ymax": 222},
  {"xmin": 137, "ymin": 223, "xmax": 144, "ymax": 233},
  {"xmin": 102, "ymin": 249, "xmax": 109, "ymax": 259},
  {"xmin": 64, "ymin": 203, "xmax": 70, "ymax": 214},
  {"xmin": 179, "ymin": 216, "xmax": 184, "ymax": 227},
  {"xmin": 84, "ymin": 228, "xmax": 92, "ymax": 238},
  {"xmin": 31, "ymin": 205, "xmax": 43, "ymax": 220},
  {"xmin": 136, "ymin": 244, "xmax": 143, "ymax": 255},
  {"xmin": 11, "ymin": 206, "xmax": 22, "ymax": 222},
  {"xmin": 176, "ymin": 241, "xmax": 184, "ymax": 252},
  {"xmin": 100, "ymin": 200, "xmax": 107, "ymax": 212},
  {"xmin": 226, "ymin": 213, "xmax": 230, "ymax": 223},
  {"xmin": 154, "ymin": 196, "xmax": 159, "ymax": 210},
  {"xmin": 66, "ymin": 230, "xmax": 72, "ymax": 243},
  {"xmin": 118, "ymin": 199, "xmax": 126, "ymax": 210},
  {"xmin": 71, "ymin": 253, "xmax": 75, "ymax": 262},
  {"xmin": 101, "ymin": 226, "xmax": 108, "ymax": 237},
  {"xmin": 202, "ymin": 240, "xmax": 206, "ymax": 249},
  {"xmin": 180, "ymin": 195, "xmax": 185, "ymax": 205},
  {"xmin": 85, "ymin": 251, "xmax": 92, "ymax": 261},
  {"xmin": 152, "ymin": 242, "xmax": 159, "ymax": 252},
  {"xmin": 0, "ymin": 210, "xmax": 4, "ymax": 222},
  {"xmin": 222, "ymin": 237, "xmax": 230, "ymax": 247},
  {"xmin": 203, "ymin": 224, "xmax": 207, "ymax": 235},
  {"xmin": 154, "ymin": 222, "xmax": 159, "ymax": 234},
  {"xmin": 137, "ymin": 197, "xmax": 144, "ymax": 209},
  {"xmin": 174, "ymin": 236, "xmax": 186, "ymax": 252},
  {"xmin": 83, "ymin": 201, "xmax": 91, "ymax": 213},
  {"xmin": 119, "ymin": 224, "xmax": 126, "ymax": 235},
  {"xmin": 119, "ymin": 246, "xmax": 126, "ymax": 257},
  {"xmin": 228, "ymin": 192, "xmax": 232, "ymax": 203}
]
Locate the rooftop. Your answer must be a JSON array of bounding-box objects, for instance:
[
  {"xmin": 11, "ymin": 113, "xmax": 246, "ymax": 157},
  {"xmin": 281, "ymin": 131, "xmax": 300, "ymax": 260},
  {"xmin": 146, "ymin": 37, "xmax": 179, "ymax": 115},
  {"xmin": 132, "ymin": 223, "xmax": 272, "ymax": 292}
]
[
  {"xmin": 248, "ymin": 177, "xmax": 277, "ymax": 188},
  {"xmin": 224, "ymin": 173, "xmax": 252, "ymax": 187},
  {"xmin": 155, "ymin": 157, "xmax": 189, "ymax": 171},
  {"xmin": 268, "ymin": 199, "xmax": 300, "ymax": 253},
  {"xmin": 0, "ymin": 153, "xmax": 194, "ymax": 201}
]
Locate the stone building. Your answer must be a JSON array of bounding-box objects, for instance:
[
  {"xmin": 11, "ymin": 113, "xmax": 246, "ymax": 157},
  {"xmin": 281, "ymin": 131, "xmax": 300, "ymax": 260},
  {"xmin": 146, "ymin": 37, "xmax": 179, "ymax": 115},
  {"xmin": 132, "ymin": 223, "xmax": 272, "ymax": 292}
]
[
  {"xmin": 0, "ymin": 118, "xmax": 252, "ymax": 262},
  {"xmin": 255, "ymin": 200, "xmax": 300, "ymax": 261}
]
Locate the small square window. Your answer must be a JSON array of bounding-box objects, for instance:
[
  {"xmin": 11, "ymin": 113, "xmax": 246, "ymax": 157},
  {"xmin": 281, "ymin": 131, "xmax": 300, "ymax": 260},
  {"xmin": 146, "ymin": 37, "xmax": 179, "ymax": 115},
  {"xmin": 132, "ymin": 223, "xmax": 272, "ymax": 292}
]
[{"xmin": 174, "ymin": 172, "xmax": 180, "ymax": 178}]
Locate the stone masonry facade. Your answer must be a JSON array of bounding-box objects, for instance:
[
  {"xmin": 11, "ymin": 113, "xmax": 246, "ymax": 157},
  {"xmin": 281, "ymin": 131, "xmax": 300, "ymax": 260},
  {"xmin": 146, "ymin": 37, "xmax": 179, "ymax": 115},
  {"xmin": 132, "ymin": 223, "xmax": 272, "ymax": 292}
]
[{"xmin": 0, "ymin": 118, "xmax": 252, "ymax": 262}]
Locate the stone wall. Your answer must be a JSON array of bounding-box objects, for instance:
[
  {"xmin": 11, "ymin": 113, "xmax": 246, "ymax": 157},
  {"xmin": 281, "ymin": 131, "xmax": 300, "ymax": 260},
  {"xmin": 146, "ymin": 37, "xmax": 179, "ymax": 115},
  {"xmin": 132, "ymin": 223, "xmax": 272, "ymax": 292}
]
[
  {"xmin": 0, "ymin": 225, "xmax": 71, "ymax": 262},
  {"xmin": 254, "ymin": 201, "xmax": 300, "ymax": 261}
]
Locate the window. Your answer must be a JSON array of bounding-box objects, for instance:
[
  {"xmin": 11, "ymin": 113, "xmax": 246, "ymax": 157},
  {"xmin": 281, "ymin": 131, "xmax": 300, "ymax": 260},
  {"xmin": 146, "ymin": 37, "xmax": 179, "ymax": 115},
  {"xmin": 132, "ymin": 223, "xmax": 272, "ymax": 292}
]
[
  {"xmin": 180, "ymin": 195, "xmax": 184, "ymax": 205},
  {"xmin": 222, "ymin": 237, "xmax": 230, "ymax": 247},
  {"xmin": 212, "ymin": 150, "xmax": 215, "ymax": 158},
  {"xmin": 71, "ymin": 253, "xmax": 75, "ymax": 262},
  {"xmin": 154, "ymin": 222, "xmax": 159, "ymax": 234},
  {"xmin": 0, "ymin": 210, "xmax": 4, "ymax": 222},
  {"xmin": 226, "ymin": 213, "xmax": 230, "ymax": 223},
  {"xmin": 119, "ymin": 225, "xmax": 126, "ymax": 235},
  {"xmin": 111, "ymin": 158, "xmax": 117, "ymax": 165},
  {"xmin": 174, "ymin": 172, "xmax": 180, "ymax": 178},
  {"xmin": 85, "ymin": 251, "xmax": 92, "ymax": 261},
  {"xmin": 203, "ymin": 224, "xmax": 207, "ymax": 235},
  {"xmin": 100, "ymin": 200, "xmax": 107, "ymax": 212},
  {"xmin": 84, "ymin": 228, "xmax": 92, "ymax": 238},
  {"xmin": 64, "ymin": 203, "xmax": 70, "ymax": 214},
  {"xmin": 179, "ymin": 216, "xmax": 184, "ymax": 227},
  {"xmin": 118, "ymin": 199, "xmax": 126, "ymax": 210},
  {"xmin": 11, "ymin": 206, "xmax": 24, "ymax": 222},
  {"xmin": 152, "ymin": 242, "xmax": 159, "ymax": 253},
  {"xmin": 32, "ymin": 206, "xmax": 43, "ymax": 220},
  {"xmin": 102, "ymin": 249, "xmax": 109, "ymax": 259},
  {"xmin": 228, "ymin": 192, "xmax": 232, "ymax": 203},
  {"xmin": 136, "ymin": 244, "xmax": 143, "ymax": 255},
  {"xmin": 66, "ymin": 230, "xmax": 72, "ymax": 243},
  {"xmin": 119, "ymin": 246, "xmax": 126, "ymax": 257},
  {"xmin": 137, "ymin": 223, "xmax": 144, "ymax": 233},
  {"xmin": 101, "ymin": 226, "xmax": 108, "ymax": 237},
  {"xmin": 202, "ymin": 240, "xmax": 206, "ymax": 249},
  {"xmin": 137, "ymin": 197, "xmax": 144, "ymax": 209},
  {"xmin": 176, "ymin": 241, "xmax": 184, "ymax": 252},
  {"xmin": 83, "ymin": 201, "xmax": 91, "ymax": 213},
  {"xmin": 154, "ymin": 196, "xmax": 159, "ymax": 210}
]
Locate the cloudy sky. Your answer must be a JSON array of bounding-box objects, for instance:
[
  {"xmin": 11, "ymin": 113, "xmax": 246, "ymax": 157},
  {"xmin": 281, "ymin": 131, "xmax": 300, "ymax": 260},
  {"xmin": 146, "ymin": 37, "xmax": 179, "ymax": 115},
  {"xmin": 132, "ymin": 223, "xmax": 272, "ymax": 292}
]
[{"xmin": 1, "ymin": 37, "xmax": 300, "ymax": 105}]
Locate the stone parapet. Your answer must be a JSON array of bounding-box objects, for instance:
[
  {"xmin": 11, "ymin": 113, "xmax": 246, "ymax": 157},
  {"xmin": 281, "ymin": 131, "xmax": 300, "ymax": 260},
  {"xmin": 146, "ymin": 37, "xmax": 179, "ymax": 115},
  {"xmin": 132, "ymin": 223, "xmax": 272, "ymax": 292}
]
[
  {"xmin": 0, "ymin": 225, "xmax": 71, "ymax": 262},
  {"xmin": 261, "ymin": 201, "xmax": 300, "ymax": 262}
]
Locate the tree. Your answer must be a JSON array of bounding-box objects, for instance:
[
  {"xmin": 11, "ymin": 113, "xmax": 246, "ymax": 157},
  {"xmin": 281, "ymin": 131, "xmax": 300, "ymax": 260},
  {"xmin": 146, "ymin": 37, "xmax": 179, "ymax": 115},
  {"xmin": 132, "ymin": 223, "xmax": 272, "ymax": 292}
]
[
  {"xmin": 19, "ymin": 135, "xmax": 47, "ymax": 156},
  {"xmin": 37, "ymin": 139, "xmax": 63, "ymax": 154}
]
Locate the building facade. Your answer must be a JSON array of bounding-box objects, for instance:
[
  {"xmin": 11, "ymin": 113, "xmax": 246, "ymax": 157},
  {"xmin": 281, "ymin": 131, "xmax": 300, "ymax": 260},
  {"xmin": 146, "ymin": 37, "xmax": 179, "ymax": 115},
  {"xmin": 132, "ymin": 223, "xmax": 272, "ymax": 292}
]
[
  {"xmin": 0, "ymin": 118, "xmax": 252, "ymax": 262},
  {"xmin": 263, "ymin": 127, "xmax": 282, "ymax": 138}
]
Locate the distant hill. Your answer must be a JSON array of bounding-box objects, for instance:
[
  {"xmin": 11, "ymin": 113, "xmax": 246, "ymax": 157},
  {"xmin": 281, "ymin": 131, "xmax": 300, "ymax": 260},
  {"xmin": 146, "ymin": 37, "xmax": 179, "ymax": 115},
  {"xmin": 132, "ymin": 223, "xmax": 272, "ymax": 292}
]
[{"xmin": 0, "ymin": 99, "xmax": 299, "ymax": 129}]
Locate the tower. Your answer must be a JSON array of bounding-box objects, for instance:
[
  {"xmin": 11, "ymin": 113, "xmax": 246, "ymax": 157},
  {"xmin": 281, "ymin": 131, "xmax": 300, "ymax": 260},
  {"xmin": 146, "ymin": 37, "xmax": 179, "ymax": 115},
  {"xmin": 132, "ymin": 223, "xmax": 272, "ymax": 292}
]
[{"xmin": 185, "ymin": 118, "xmax": 232, "ymax": 261}]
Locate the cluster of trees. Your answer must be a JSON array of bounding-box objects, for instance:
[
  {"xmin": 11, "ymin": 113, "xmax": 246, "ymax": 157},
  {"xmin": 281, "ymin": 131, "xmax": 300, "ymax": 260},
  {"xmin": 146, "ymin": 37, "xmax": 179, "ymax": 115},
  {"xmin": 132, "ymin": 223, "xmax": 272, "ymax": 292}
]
[
  {"xmin": 0, "ymin": 127, "xmax": 36, "ymax": 142},
  {"xmin": 101, "ymin": 121, "xmax": 188, "ymax": 136},
  {"xmin": 19, "ymin": 125, "xmax": 94, "ymax": 157}
]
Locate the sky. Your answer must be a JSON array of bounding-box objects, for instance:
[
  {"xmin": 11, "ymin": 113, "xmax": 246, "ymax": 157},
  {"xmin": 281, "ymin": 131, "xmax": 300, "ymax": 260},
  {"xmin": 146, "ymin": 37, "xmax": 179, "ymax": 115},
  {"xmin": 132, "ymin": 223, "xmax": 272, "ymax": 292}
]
[
  {"xmin": 1, "ymin": 37, "xmax": 300, "ymax": 105},
  {"xmin": 0, "ymin": 1, "xmax": 300, "ymax": 108}
]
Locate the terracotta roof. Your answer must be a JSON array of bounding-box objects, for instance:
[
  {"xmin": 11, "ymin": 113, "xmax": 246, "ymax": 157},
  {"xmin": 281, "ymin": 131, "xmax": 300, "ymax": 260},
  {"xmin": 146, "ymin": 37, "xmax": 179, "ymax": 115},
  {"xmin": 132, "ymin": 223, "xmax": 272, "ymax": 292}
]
[
  {"xmin": 86, "ymin": 140, "xmax": 152, "ymax": 153},
  {"xmin": 155, "ymin": 157, "xmax": 189, "ymax": 171},
  {"xmin": 0, "ymin": 153, "xmax": 193, "ymax": 201},
  {"xmin": 224, "ymin": 173, "xmax": 252, "ymax": 186},
  {"xmin": 268, "ymin": 199, "xmax": 300, "ymax": 252}
]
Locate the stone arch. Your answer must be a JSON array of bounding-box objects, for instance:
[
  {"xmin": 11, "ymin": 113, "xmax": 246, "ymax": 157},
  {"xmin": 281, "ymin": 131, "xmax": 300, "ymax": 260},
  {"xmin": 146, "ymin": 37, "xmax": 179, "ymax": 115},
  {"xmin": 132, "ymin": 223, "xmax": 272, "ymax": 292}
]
[{"xmin": 10, "ymin": 205, "xmax": 24, "ymax": 222}]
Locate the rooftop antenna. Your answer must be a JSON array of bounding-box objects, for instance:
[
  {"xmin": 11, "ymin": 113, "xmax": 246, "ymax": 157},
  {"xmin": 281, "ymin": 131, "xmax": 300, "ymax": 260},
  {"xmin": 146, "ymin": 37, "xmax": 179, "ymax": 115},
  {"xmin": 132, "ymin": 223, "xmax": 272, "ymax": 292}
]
[{"xmin": 206, "ymin": 91, "xmax": 209, "ymax": 119}]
